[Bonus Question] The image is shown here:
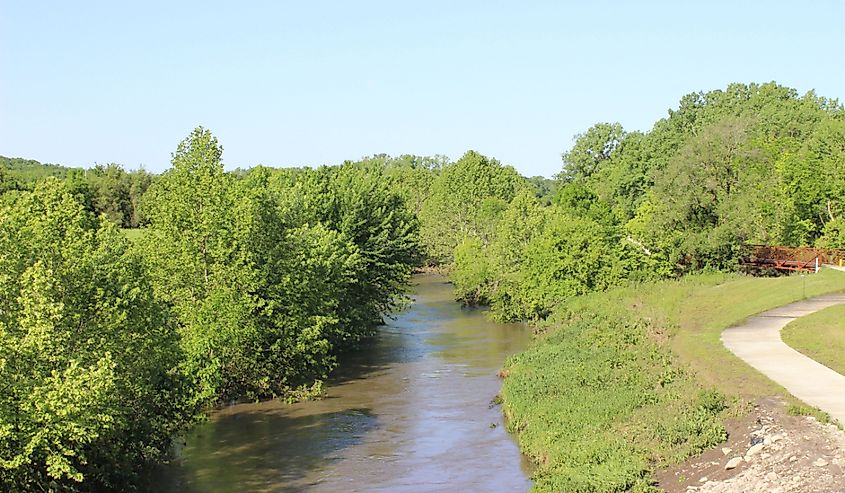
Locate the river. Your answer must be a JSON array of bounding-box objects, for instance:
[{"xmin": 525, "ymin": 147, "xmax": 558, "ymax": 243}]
[{"xmin": 155, "ymin": 273, "xmax": 533, "ymax": 492}]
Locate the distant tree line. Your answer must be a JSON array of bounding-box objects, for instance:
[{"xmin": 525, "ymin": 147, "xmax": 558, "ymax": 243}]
[{"xmin": 1, "ymin": 156, "xmax": 153, "ymax": 228}]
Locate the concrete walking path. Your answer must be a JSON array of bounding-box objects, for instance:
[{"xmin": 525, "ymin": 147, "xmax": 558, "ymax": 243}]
[{"xmin": 722, "ymin": 293, "xmax": 845, "ymax": 425}]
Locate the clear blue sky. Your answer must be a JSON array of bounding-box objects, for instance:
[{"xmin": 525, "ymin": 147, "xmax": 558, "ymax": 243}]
[{"xmin": 2, "ymin": 1, "xmax": 843, "ymax": 177}]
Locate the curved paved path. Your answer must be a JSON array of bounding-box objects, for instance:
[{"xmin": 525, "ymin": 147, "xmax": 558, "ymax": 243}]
[{"xmin": 722, "ymin": 293, "xmax": 845, "ymax": 424}]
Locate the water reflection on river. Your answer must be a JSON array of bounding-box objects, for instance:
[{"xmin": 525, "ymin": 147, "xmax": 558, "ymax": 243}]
[{"xmin": 156, "ymin": 274, "xmax": 533, "ymax": 492}]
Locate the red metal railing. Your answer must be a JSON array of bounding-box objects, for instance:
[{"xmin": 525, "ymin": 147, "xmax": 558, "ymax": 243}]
[{"xmin": 743, "ymin": 245, "xmax": 845, "ymax": 272}]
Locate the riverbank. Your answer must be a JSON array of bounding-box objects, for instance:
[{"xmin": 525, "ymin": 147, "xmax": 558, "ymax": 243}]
[
  {"xmin": 155, "ymin": 274, "xmax": 533, "ymax": 492},
  {"xmin": 499, "ymin": 269, "xmax": 845, "ymax": 492}
]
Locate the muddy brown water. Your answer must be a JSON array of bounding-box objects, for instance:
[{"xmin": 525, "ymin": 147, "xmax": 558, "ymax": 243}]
[{"xmin": 155, "ymin": 274, "xmax": 534, "ymax": 492}]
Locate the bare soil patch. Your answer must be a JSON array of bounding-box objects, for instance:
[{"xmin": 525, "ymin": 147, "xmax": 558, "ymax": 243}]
[{"xmin": 657, "ymin": 397, "xmax": 845, "ymax": 493}]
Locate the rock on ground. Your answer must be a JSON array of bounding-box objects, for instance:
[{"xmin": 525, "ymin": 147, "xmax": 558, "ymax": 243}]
[{"xmin": 656, "ymin": 397, "xmax": 845, "ymax": 493}]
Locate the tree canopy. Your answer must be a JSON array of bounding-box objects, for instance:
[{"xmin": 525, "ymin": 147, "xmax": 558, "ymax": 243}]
[{"xmin": 0, "ymin": 179, "xmax": 193, "ymax": 490}]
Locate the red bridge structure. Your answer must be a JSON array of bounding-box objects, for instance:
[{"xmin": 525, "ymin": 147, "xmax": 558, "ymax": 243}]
[{"xmin": 742, "ymin": 245, "xmax": 845, "ymax": 273}]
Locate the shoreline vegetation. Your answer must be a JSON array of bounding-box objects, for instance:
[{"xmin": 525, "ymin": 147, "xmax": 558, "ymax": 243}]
[
  {"xmin": 0, "ymin": 131, "xmax": 424, "ymax": 491},
  {"xmin": 500, "ymin": 269, "xmax": 845, "ymax": 492},
  {"xmin": 4, "ymin": 81, "xmax": 845, "ymax": 491}
]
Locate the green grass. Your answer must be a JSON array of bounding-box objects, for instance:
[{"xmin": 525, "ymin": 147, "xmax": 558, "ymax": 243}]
[
  {"xmin": 782, "ymin": 302, "xmax": 845, "ymax": 377},
  {"xmin": 651, "ymin": 269, "xmax": 845, "ymax": 398},
  {"xmin": 500, "ymin": 268, "xmax": 845, "ymax": 492},
  {"xmin": 786, "ymin": 403, "xmax": 834, "ymax": 425}
]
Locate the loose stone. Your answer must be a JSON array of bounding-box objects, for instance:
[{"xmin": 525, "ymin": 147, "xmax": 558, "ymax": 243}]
[
  {"xmin": 745, "ymin": 443, "xmax": 764, "ymax": 458},
  {"xmin": 725, "ymin": 456, "xmax": 743, "ymax": 470}
]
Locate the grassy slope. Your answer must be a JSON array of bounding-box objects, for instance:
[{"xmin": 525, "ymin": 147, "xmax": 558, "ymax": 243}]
[
  {"xmin": 501, "ymin": 268, "xmax": 845, "ymax": 492},
  {"xmin": 782, "ymin": 302, "xmax": 845, "ymax": 376},
  {"xmin": 648, "ymin": 270, "xmax": 845, "ymax": 398}
]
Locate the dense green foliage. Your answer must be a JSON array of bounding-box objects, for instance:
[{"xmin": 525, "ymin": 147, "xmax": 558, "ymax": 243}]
[
  {"xmin": 588, "ymin": 83, "xmax": 844, "ymax": 265},
  {"xmin": 451, "ymin": 191, "xmax": 656, "ymax": 321},
  {"xmin": 1, "ymin": 156, "xmax": 153, "ymax": 228},
  {"xmin": 0, "ymin": 180, "xmax": 194, "ymax": 491},
  {"xmin": 0, "ymin": 130, "xmax": 423, "ymax": 491},
  {"xmin": 418, "ymin": 150, "xmax": 528, "ymax": 264},
  {"xmin": 139, "ymin": 128, "xmax": 422, "ymax": 402},
  {"xmin": 86, "ymin": 164, "xmax": 154, "ymax": 228},
  {"xmin": 0, "ymin": 156, "xmax": 77, "ymax": 183},
  {"xmin": 451, "ymin": 82, "xmax": 845, "ymax": 321}
]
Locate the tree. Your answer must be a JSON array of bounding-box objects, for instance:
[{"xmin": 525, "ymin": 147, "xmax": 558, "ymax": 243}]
[
  {"xmin": 140, "ymin": 130, "xmax": 423, "ymax": 402},
  {"xmin": 89, "ymin": 163, "xmax": 132, "ymax": 226},
  {"xmin": 376, "ymin": 154, "xmax": 447, "ymax": 215},
  {"xmin": 419, "ymin": 150, "xmax": 527, "ymax": 264},
  {"xmin": 559, "ymin": 122, "xmax": 625, "ymax": 182},
  {"xmin": 486, "ymin": 190, "xmax": 549, "ymax": 320},
  {"xmin": 280, "ymin": 162, "xmax": 423, "ymax": 337},
  {"xmin": 641, "ymin": 117, "xmax": 766, "ymax": 269},
  {"xmin": 127, "ymin": 168, "xmax": 153, "ymax": 227},
  {"xmin": 451, "ymin": 236, "xmax": 494, "ymax": 305},
  {"xmin": 783, "ymin": 116, "xmax": 845, "ymax": 246},
  {"xmin": 140, "ymin": 127, "xmax": 253, "ymax": 402},
  {"xmin": 519, "ymin": 210, "xmax": 645, "ymax": 317},
  {"xmin": 526, "ymin": 175, "xmax": 560, "ymax": 205},
  {"xmin": 0, "ymin": 179, "xmax": 193, "ymax": 490}
]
